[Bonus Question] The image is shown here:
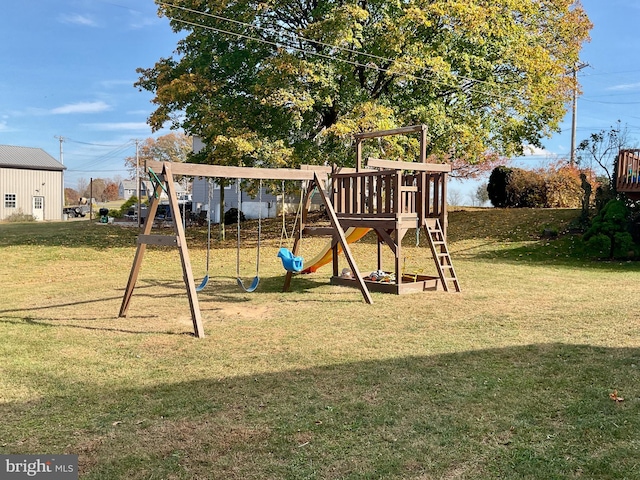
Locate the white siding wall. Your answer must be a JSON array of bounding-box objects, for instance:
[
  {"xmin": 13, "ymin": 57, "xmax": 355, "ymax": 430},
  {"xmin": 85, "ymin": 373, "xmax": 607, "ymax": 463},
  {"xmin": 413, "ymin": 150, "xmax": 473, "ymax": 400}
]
[{"xmin": 0, "ymin": 167, "xmax": 63, "ymax": 221}]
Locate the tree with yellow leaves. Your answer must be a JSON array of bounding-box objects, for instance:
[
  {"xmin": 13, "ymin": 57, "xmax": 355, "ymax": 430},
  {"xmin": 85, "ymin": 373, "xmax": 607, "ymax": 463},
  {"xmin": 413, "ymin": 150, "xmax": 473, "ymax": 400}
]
[{"xmin": 136, "ymin": 0, "xmax": 591, "ymax": 176}]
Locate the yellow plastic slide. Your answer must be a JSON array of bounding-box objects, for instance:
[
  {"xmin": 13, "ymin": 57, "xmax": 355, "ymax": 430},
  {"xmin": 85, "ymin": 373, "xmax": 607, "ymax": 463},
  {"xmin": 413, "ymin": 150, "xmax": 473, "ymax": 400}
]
[{"xmin": 301, "ymin": 227, "xmax": 371, "ymax": 273}]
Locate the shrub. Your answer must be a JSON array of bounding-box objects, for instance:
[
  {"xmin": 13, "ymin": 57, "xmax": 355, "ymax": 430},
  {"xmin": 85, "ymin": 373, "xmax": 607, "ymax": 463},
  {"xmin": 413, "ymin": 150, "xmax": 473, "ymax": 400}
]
[
  {"xmin": 545, "ymin": 165, "xmax": 583, "ymax": 208},
  {"xmin": 584, "ymin": 199, "xmax": 633, "ymax": 259},
  {"xmin": 488, "ymin": 164, "xmax": 597, "ymax": 209},
  {"xmin": 5, "ymin": 210, "xmax": 35, "ymax": 223},
  {"xmin": 507, "ymin": 168, "xmax": 547, "ymax": 208},
  {"xmin": 487, "ymin": 166, "xmax": 512, "ymax": 207},
  {"xmin": 224, "ymin": 208, "xmax": 245, "ymax": 225}
]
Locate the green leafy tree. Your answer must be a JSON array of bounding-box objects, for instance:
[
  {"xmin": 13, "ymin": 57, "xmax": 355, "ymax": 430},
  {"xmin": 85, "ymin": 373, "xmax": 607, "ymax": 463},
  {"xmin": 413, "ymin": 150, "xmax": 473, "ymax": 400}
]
[{"xmin": 136, "ymin": 0, "xmax": 591, "ymax": 173}]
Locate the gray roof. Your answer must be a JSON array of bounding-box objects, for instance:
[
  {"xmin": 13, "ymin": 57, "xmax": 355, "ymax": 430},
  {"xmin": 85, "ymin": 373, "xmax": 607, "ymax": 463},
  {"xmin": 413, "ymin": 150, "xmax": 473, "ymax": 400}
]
[{"xmin": 0, "ymin": 145, "xmax": 66, "ymax": 171}]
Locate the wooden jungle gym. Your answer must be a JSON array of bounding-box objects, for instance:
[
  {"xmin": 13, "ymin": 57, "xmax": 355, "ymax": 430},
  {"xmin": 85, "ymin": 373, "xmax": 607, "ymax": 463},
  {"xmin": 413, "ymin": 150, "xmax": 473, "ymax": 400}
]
[{"xmin": 119, "ymin": 125, "xmax": 460, "ymax": 338}]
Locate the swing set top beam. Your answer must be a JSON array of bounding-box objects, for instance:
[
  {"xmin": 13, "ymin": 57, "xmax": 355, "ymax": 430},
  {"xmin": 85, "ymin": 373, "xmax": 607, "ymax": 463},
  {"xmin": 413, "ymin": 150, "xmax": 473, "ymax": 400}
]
[{"xmin": 147, "ymin": 160, "xmax": 319, "ymax": 181}]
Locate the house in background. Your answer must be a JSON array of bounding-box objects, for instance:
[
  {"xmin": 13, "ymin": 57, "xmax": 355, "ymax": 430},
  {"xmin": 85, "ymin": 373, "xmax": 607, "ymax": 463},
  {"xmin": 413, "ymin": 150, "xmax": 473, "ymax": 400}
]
[
  {"xmin": 119, "ymin": 179, "xmax": 189, "ymax": 202},
  {"xmin": 0, "ymin": 145, "xmax": 65, "ymax": 221},
  {"xmin": 190, "ymin": 137, "xmax": 313, "ymax": 222},
  {"xmin": 192, "ymin": 178, "xmax": 279, "ymax": 223},
  {"xmin": 118, "ymin": 179, "xmax": 149, "ymax": 199}
]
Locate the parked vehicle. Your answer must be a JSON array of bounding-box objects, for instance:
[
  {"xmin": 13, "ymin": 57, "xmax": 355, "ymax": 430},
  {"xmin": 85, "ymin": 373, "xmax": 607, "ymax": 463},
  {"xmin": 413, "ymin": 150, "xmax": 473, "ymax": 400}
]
[{"xmin": 63, "ymin": 197, "xmax": 93, "ymax": 218}]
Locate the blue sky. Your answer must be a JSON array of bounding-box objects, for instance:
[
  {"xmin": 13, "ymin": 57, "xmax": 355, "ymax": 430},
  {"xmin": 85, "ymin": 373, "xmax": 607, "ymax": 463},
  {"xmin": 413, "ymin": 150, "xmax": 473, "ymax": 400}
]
[{"xmin": 2, "ymin": 1, "xmax": 640, "ymax": 198}]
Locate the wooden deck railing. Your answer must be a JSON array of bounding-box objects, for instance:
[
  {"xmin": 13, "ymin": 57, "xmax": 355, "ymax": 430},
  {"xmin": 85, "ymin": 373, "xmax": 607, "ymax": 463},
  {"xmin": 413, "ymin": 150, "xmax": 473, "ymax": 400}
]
[{"xmin": 617, "ymin": 149, "xmax": 640, "ymax": 194}]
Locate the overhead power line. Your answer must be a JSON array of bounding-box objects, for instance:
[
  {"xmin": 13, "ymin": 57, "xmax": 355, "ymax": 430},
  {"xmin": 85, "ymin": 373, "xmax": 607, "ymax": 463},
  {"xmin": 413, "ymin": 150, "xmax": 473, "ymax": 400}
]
[{"xmin": 66, "ymin": 138, "xmax": 134, "ymax": 147}]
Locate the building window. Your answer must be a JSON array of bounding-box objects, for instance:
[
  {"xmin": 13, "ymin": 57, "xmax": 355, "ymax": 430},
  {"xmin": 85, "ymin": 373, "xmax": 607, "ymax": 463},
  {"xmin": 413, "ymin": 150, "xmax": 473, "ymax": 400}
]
[{"xmin": 4, "ymin": 193, "xmax": 16, "ymax": 208}]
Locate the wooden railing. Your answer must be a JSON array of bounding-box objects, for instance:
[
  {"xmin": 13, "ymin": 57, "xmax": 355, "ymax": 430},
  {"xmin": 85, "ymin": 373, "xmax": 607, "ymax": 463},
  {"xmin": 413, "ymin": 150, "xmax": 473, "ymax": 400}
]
[
  {"xmin": 331, "ymin": 169, "xmax": 447, "ymax": 224},
  {"xmin": 617, "ymin": 149, "xmax": 640, "ymax": 194}
]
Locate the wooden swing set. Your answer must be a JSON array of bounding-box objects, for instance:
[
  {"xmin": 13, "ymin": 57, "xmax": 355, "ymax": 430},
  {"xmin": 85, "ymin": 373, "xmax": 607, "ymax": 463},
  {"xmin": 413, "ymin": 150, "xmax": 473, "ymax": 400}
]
[{"xmin": 118, "ymin": 125, "xmax": 460, "ymax": 338}]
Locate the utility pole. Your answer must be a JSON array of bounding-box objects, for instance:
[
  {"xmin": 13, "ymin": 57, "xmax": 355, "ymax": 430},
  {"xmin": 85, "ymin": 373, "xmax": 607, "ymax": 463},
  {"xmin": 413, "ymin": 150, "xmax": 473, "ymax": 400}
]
[
  {"xmin": 570, "ymin": 62, "xmax": 589, "ymax": 165},
  {"xmin": 90, "ymin": 178, "xmax": 93, "ymax": 222},
  {"xmin": 55, "ymin": 135, "xmax": 65, "ymax": 217}
]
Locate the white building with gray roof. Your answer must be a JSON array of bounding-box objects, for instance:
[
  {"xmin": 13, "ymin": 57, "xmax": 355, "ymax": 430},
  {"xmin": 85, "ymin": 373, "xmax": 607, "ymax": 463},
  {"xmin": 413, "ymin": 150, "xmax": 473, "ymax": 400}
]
[{"xmin": 0, "ymin": 145, "xmax": 65, "ymax": 221}]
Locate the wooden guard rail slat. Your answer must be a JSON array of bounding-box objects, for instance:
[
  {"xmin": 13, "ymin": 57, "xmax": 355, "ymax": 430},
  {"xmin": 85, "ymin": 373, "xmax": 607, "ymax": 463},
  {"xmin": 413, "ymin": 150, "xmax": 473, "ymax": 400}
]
[{"xmin": 617, "ymin": 149, "xmax": 640, "ymax": 193}]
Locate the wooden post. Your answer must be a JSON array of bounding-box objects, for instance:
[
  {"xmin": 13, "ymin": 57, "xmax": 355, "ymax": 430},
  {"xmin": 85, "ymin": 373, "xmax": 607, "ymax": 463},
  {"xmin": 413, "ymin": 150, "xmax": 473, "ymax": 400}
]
[
  {"xmin": 441, "ymin": 172, "xmax": 448, "ymax": 240},
  {"xmin": 420, "ymin": 125, "xmax": 427, "ymax": 163},
  {"xmin": 164, "ymin": 163, "xmax": 205, "ymax": 338},
  {"xmin": 314, "ymin": 172, "xmax": 373, "ymax": 304}
]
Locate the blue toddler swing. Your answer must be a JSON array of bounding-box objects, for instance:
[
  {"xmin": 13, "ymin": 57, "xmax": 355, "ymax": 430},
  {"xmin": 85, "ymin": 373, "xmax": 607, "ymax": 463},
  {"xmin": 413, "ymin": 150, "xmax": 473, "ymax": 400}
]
[
  {"xmin": 277, "ymin": 180, "xmax": 304, "ymax": 273},
  {"xmin": 236, "ymin": 179, "xmax": 261, "ymax": 292}
]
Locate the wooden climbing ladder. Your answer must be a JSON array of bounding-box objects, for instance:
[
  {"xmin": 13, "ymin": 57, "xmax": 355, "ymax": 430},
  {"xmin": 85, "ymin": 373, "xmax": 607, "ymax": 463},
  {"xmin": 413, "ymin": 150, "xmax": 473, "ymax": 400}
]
[{"xmin": 425, "ymin": 219, "xmax": 460, "ymax": 292}]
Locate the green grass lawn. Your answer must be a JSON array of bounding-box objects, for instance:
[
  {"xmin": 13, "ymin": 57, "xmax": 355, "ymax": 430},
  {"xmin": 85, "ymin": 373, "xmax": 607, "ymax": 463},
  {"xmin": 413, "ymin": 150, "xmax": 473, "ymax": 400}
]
[{"xmin": 1, "ymin": 208, "xmax": 639, "ymax": 479}]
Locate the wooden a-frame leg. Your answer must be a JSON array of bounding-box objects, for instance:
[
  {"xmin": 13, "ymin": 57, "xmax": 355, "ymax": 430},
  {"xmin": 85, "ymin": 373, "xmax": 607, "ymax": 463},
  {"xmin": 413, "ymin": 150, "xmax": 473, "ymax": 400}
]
[
  {"xmin": 164, "ymin": 163, "xmax": 205, "ymax": 338},
  {"xmin": 119, "ymin": 181, "xmax": 163, "ymax": 318},
  {"xmin": 314, "ymin": 173, "xmax": 373, "ymax": 304}
]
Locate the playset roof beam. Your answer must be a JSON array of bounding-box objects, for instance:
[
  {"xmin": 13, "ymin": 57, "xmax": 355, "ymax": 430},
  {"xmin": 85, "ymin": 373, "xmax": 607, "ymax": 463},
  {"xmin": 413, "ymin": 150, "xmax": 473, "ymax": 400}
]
[{"xmin": 146, "ymin": 160, "xmax": 318, "ymax": 181}]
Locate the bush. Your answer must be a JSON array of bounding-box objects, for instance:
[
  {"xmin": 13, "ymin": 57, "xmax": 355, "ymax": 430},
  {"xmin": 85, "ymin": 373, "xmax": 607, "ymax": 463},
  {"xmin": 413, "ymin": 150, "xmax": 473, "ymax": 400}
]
[
  {"xmin": 584, "ymin": 199, "xmax": 633, "ymax": 259},
  {"xmin": 224, "ymin": 208, "xmax": 245, "ymax": 225},
  {"xmin": 545, "ymin": 166, "xmax": 583, "ymax": 208},
  {"xmin": 507, "ymin": 168, "xmax": 547, "ymax": 208},
  {"xmin": 488, "ymin": 166, "xmax": 546, "ymax": 208},
  {"xmin": 488, "ymin": 163, "xmax": 595, "ymax": 209},
  {"xmin": 487, "ymin": 166, "xmax": 512, "ymax": 207},
  {"xmin": 5, "ymin": 210, "xmax": 35, "ymax": 222}
]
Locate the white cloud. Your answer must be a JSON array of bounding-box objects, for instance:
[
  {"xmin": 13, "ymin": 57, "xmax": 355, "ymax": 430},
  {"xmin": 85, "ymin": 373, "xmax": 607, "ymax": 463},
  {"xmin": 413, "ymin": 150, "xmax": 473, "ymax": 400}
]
[
  {"xmin": 607, "ymin": 82, "xmax": 640, "ymax": 91},
  {"xmin": 99, "ymin": 79, "xmax": 135, "ymax": 89},
  {"xmin": 129, "ymin": 15, "xmax": 158, "ymax": 30},
  {"xmin": 523, "ymin": 145, "xmax": 553, "ymax": 157},
  {"xmin": 51, "ymin": 101, "xmax": 111, "ymax": 115},
  {"xmin": 59, "ymin": 13, "xmax": 98, "ymax": 27},
  {"xmin": 83, "ymin": 122, "xmax": 150, "ymax": 131}
]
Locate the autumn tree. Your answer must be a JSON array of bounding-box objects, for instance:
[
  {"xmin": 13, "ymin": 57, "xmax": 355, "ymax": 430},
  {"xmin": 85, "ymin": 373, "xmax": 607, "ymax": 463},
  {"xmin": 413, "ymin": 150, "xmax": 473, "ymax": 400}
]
[
  {"xmin": 102, "ymin": 182, "xmax": 120, "ymax": 202},
  {"xmin": 124, "ymin": 132, "xmax": 192, "ymax": 178},
  {"xmin": 136, "ymin": 0, "xmax": 591, "ymax": 174},
  {"xmin": 64, "ymin": 188, "xmax": 80, "ymax": 206}
]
